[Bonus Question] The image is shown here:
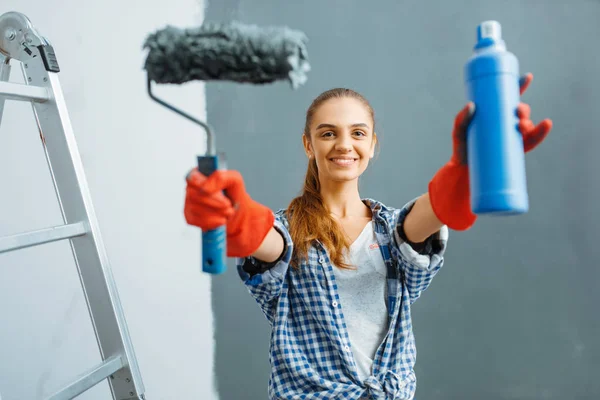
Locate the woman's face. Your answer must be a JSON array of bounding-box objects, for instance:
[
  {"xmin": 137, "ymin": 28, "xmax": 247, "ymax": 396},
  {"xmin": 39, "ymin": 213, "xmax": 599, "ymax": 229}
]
[{"xmin": 303, "ymin": 97, "xmax": 376, "ymax": 185}]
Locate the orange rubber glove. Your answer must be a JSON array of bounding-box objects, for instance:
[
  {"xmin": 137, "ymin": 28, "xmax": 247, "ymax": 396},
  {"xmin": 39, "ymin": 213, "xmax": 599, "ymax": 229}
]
[
  {"xmin": 428, "ymin": 73, "xmax": 553, "ymax": 231},
  {"xmin": 184, "ymin": 169, "xmax": 275, "ymax": 257}
]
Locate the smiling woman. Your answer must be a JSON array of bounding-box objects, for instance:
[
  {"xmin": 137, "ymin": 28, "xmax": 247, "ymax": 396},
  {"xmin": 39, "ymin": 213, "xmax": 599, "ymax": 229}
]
[
  {"xmin": 305, "ymin": 97, "xmax": 375, "ymax": 181},
  {"xmin": 292, "ymin": 89, "xmax": 379, "ymax": 270},
  {"xmin": 183, "ymin": 83, "xmax": 552, "ymax": 399}
]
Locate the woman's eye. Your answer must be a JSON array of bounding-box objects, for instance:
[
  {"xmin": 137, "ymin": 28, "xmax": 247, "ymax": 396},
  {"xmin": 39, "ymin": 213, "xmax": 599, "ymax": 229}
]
[
  {"xmin": 322, "ymin": 131, "xmax": 334, "ymax": 137},
  {"xmin": 354, "ymin": 130, "xmax": 366, "ymax": 137}
]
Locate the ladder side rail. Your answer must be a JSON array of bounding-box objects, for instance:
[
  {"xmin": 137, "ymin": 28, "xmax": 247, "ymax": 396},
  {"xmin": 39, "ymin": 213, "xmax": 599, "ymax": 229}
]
[{"xmin": 22, "ymin": 45, "xmax": 145, "ymax": 400}]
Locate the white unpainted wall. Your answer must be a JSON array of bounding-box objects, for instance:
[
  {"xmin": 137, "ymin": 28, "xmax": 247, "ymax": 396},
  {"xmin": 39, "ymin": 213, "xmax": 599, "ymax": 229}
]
[{"xmin": 0, "ymin": 1, "xmax": 218, "ymax": 399}]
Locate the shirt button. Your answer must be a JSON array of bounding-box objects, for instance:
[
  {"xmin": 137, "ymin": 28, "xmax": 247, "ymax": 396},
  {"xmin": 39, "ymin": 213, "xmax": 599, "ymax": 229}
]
[
  {"xmin": 332, "ymin": 301, "xmax": 338, "ymax": 307},
  {"xmin": 318, "ymin": 257, "xmax": 325, "ymax": 263},
  {"xmin": 345, "ymin": 345, "xmax": 350, "ymax": 352}
]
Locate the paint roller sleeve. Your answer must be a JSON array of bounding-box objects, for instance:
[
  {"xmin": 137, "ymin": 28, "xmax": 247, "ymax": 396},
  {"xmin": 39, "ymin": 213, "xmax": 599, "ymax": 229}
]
[{"xmin": 143, "ymin": 20, "xmax": 311, "ymax": 89}]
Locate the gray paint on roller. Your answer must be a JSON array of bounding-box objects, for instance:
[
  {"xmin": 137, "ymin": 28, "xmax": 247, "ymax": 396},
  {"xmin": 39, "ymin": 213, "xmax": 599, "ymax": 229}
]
[
  {"xmin": 205, "ymin": 1, "xmax": 600, "ymax": 399},
  {"xmin": 143, "ymin": 21, "xmax": 310, "ymax": 88}
]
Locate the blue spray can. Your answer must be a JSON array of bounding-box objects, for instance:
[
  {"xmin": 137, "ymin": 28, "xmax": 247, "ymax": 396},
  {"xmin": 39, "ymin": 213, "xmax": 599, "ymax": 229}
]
[{"xmin": 464, "ymin": 20, "xmax": 528, "ymax": 215}]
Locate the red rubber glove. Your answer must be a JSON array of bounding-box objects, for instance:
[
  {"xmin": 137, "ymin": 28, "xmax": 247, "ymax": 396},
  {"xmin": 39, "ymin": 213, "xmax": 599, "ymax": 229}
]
[
  {"xmin": 428, "ymin": 73, "xmax": 553, "ymax": 231},
  {"xmin": 184, "ymin": 169, "xmax": 275, "ymax": 257}
]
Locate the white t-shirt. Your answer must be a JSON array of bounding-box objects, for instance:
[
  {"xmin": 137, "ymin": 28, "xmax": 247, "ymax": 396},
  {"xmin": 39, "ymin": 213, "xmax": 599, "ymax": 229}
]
[{"xmin": 333, "ymin": 221, "xmax": 389, "ymax": 382}]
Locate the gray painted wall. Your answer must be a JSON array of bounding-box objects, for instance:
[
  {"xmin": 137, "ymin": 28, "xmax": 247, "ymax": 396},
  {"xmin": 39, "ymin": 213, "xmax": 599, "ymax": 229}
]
[{"xmin": 204, "ymin": 1, "xmax": 600, "ymax": 399}]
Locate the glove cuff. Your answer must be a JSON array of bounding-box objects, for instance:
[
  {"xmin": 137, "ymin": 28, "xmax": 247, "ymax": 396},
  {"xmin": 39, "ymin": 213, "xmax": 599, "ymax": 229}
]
[
  {"xmin": 226, "ymin": 197, "xmax": 275, "ymax": 258},
  {"xmin": 428, "ymin": 162, "xmax": 477, "ymax": 231}
]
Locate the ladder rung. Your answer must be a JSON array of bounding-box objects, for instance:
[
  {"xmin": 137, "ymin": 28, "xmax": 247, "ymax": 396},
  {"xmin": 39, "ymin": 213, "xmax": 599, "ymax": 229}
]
[
  {"xmin": 0, "ymin": 81, "xmax": 49, "ymax": 102},
  {"xmin": 0, "ymin": 222, "xmax": 87, "ymax": 254},
  {"xmin": 47, "ymin": 355, "xmax": 124, "ymax": 400}
]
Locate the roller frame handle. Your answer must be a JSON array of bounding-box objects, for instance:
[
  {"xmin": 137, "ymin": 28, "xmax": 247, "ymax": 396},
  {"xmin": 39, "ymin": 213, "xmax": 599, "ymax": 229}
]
[{"xmin": 197, "ymin": 155, "xmax": 227, "ymax": 274}]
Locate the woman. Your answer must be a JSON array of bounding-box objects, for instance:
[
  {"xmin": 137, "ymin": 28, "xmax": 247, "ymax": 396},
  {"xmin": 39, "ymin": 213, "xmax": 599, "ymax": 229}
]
[{"xmin": 184, "ymin": 75, "xmax": 552, "ymax": 400}]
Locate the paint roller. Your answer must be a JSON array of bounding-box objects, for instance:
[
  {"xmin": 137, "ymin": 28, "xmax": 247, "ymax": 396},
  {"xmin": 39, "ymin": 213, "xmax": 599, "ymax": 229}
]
[{"xmin": 142, "ymin": 20, "xmax": 310, "ymax": 274}]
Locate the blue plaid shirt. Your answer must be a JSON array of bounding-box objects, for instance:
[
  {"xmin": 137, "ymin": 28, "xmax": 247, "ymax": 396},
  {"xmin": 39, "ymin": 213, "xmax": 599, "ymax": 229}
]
[{"xmin": 237, "ymin": 198, "xmax": 449, "ymax": 400}]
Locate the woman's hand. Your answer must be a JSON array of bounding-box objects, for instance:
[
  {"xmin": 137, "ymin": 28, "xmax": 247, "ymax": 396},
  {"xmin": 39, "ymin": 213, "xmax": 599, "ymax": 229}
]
[
  {"xmin": 185, "ymin": 169, "xmax": 275, "ymax": 257},
  {"xmin": 427, "ymin": 73, "xmax": 553, "ymax": 231}
]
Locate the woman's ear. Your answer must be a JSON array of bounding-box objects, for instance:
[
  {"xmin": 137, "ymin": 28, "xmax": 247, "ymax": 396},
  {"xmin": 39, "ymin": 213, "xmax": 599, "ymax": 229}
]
[
  {"xmin": 303, "ymin": 134, "xmax": 312, "ymax": 158},
  {"xmin": 370, "ymin": 132, "xmax": 378, "ymax": 158}
]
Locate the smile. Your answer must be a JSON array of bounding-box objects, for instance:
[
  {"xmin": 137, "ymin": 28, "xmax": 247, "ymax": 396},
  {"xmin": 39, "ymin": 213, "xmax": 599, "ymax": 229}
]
[{"xmin": 329, "ymin": 158, "xmax": 358, "ymax": 167}]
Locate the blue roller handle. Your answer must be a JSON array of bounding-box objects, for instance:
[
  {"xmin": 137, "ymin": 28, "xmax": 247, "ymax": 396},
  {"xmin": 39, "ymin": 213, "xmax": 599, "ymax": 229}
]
[{"xmin": 197, "ymin": 155, "xmax": 227, "ymax": 274}]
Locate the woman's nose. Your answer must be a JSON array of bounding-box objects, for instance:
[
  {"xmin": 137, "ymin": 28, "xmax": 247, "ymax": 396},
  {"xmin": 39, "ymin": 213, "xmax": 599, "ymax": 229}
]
[{"xmin": 334, "ymin": 135, "xmax": 352, "ymax": 152}]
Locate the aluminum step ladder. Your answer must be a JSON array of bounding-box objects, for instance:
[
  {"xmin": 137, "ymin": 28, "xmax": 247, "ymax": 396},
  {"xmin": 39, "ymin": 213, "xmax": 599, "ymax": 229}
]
[{"xmin": 0, "ymin": 11, "xmax": 145, "ymax": 400}]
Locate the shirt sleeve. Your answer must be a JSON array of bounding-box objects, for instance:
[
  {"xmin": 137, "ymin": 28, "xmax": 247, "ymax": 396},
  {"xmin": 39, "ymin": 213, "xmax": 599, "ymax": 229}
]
[
  {"xmin": 236, "ymin": 209, "xmax": 293, "ymax": 324},
  {"xmin": 392, "ymin": 197, "xmax": 449, "ymax": 304}
]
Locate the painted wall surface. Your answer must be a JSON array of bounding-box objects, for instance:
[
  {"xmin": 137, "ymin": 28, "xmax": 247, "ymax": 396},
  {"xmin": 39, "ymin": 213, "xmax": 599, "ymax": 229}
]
[{"xmin": 204, "ymin": 1, "xmax": 600, "ymax": 399}]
